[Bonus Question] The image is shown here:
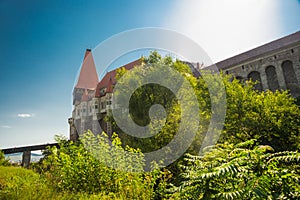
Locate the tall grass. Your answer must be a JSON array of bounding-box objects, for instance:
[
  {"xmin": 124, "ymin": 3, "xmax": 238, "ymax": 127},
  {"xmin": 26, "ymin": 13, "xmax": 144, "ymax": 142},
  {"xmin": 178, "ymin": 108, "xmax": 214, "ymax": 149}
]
[
  {"xmin": 0, "ymin": 166, "xmax": 136, "ymax": 200},
  {"xmin": 0, "ymin": 166, "xmax": 55, "ymax": 200}
]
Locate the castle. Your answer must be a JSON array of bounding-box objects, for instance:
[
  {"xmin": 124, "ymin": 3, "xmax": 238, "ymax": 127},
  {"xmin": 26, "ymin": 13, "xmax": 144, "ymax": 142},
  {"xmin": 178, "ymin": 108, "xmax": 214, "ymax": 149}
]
[
  {"xmin": 68, "ymin": 50, "xmax": 142, "ymax": 141},
  {"xmin": 69, "ymin": 31, "xmax": 300, "ymax": 141}
]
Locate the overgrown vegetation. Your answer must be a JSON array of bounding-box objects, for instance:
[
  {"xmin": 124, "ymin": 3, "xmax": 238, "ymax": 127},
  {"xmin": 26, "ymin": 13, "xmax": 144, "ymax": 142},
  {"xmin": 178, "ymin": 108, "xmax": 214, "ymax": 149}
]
[
  {"xmin": 0, "ymin": 52, "xmax": 299, "ymax": 199},
  {"xmin": 0, "ymin": 151, "xmax": 10, "ymax": 166},
  {"xmin": 39, "ymin": 132, "xmax": 166, "ymax": 199},
  {"xmin": 0, "ymin": 132, "xmax": 168, "ymax": 200},
  {"xmin": 173, "ymin": 140, "xmax": 300, "ymax": 199}
]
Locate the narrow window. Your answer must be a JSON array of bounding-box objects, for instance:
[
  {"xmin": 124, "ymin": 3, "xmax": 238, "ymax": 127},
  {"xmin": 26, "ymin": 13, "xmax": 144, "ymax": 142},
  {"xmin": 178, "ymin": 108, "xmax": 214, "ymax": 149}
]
[{"xmin": 248, "ymin": 71, "xmax": 263, "ymax": 91}]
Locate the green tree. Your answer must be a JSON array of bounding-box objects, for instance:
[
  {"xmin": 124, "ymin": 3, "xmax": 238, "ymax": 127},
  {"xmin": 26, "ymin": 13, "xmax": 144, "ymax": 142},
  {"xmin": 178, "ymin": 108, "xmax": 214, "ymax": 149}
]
[
  {"xmin": 115, "ymin": 52, "xmax": 299, "ymax": 153},
  {"xmin": 222, "ymin": 77, "xmax": 300, "ymax": 151},
  {"xmin": 112, "ymin": 51, "xmax": 205, "ymax": 155},
  {"xmin": 112, "ymin": 52, "xmax": 300, "ymax": 188}
]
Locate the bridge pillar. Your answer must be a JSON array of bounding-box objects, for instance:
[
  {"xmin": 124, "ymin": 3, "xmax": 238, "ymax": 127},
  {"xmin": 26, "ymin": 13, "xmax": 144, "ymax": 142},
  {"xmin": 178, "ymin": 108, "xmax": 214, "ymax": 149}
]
[{"xmin": 22, "ymin": 151, "xmax": 31, "ymax": 168}]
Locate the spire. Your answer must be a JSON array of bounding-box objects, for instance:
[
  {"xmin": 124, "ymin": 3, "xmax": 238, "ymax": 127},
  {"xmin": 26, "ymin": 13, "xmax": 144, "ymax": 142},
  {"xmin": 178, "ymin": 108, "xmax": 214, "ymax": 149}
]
[{"xmin": 75, "ymin": 49, "xmax": 99, "ymax": 89}]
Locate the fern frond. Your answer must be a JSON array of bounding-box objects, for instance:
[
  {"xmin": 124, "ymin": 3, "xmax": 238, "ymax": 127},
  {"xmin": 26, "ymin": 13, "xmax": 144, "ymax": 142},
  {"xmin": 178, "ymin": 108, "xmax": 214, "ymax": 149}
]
[
  {"xmin": 267, "ymin": 152, "xmax": 300, "ymax": 164},
  {"xmin": 235, "ymin": 139, "xmax": 257, "ymax": 148},
  {"xmin": 250, "ymin": 175, "xmax": 272, "ymax": 198},
  {"xmin": 265, "ymin": 151, "xmax": 297, "ymax": 161},
  {"xmin": 217, "ymin": 188, "xmax": 246, "ymax": 200}
]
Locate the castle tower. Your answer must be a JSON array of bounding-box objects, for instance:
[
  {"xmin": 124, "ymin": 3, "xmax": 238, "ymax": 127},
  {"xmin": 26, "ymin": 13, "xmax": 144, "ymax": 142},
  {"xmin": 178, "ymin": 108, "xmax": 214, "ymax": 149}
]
[
  {"xmin": 70, "ymin": 49, "xmax": 99, "ymax": 141},
  {"xmin": 73, "ymin": 49, "xmax": 99, "ymax": 105}
]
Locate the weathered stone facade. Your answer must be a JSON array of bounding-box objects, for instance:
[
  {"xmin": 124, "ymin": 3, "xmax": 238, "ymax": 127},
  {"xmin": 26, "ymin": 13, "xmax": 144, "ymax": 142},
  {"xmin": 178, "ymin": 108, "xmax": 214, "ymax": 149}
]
[{"xmin": 213, "ymin": 31, "xmax": 300, "ymax": 97}]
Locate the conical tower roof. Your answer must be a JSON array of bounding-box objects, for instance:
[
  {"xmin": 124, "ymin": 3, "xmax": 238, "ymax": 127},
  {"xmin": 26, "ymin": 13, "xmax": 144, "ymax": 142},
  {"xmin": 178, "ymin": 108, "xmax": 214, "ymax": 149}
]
[{"xmin": 75, "ymin": 49, "xmax": 99, "ymax": 89}]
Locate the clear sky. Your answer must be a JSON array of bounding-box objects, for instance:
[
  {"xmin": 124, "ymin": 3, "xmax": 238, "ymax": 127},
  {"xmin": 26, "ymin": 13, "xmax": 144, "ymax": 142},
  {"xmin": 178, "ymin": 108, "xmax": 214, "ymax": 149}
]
[{"xmin": 0, "ymin": 0, "xmax": 299, "ymax": 148}]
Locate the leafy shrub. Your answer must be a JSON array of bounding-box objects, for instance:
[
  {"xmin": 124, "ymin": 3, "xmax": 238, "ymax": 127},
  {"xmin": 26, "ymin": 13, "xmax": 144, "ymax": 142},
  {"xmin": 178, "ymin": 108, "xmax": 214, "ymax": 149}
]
[
  {"xmin": 0, "ymin": 151, "xmax": 10, "ymax": 166},
  {"xmin": 173, "ymin": 140, "xmax": 300, "ymax": 199},
  {"xmin": 223, "ymin": 77, "xmax": 300, "ymax": 151},
  {"xmin": 40, "ymin": 131, "xmax": 164, "ymax": 199}
]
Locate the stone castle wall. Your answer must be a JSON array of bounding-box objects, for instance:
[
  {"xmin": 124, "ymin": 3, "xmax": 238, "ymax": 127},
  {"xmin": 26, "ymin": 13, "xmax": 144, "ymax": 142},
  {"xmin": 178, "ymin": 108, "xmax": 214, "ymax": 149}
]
[{"xmin": 217, "ymin": 42, "xmax": 300, "ymax": 97}]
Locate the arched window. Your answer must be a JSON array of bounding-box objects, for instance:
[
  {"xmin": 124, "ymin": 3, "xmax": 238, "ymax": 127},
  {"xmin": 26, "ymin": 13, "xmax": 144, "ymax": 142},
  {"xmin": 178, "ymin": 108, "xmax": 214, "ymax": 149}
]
[
  {"xmin": 248, "ymin": 71, "xmax": 263, "ymax": 91},
  {"xmin": 265, "ymin": 65, "xmax": 279, "ymax": 92},
  {"xmin": 282, "ymin": 60, "xmax": 299, "ymax": 95}
]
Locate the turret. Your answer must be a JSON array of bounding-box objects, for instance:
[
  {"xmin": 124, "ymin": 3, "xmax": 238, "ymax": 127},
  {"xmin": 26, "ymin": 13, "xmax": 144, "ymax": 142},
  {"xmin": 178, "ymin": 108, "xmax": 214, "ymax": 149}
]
[
  {"xmin": 73, "ymin": 49, "xmax": 99, "ymax": 105},
  {"xmin": 70, "ymin": 49, "xmax": 99, "ymax": 141}
]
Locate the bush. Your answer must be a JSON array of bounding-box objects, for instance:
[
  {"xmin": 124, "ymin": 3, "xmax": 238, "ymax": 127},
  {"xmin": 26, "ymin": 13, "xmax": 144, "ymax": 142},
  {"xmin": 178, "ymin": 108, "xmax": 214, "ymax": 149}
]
[
  {"xmin": 222, "ymin": 77, "xmax": 300, "ymax": 151},
  {"xmin": 0, "ymin": 151, "xmax": 10, "ymax": 166},
  {"xmin": 174, "ymin": 140, "xmax": 300, "ymax": 199},
  {"xmin": 40, "ymin": 131, "xmax": 164, "ymax": 199}
]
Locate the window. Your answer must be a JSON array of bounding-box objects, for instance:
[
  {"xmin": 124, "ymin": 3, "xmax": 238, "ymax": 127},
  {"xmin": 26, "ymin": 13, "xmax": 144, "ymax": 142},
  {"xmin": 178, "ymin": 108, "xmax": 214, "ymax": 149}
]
[
  {"xmin": 282, "ymin": 60, "xmax": 299, "ymax": 95},
  {"xmin": 265, "ymin": 66, "xmax": 279, "ymax": 92},
  {"xmin": 248, "ymin": 71, "xmax": 263, "ymax": 91},
  {"xmin": 100, "ymin": 88, "xmax": 107, "ymax": 95}
]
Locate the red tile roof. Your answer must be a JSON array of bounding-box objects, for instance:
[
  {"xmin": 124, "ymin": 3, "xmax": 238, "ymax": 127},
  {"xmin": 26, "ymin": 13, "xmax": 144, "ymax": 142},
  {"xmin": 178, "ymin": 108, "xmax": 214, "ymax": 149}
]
[
  {"xmin": 75, "ymin": 49, "xmax": 99, "ymax": 89},
  {"xmin": 95, "ymin": 59, "xmax": 142, "ymax": 97}
]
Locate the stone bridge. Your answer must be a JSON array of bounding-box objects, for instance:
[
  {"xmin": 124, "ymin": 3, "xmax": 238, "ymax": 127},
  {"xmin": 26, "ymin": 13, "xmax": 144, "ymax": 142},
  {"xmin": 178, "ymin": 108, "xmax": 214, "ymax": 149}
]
[{"xmin": 2, "ymin": 143, "xmax": 59, "ymax": 168}]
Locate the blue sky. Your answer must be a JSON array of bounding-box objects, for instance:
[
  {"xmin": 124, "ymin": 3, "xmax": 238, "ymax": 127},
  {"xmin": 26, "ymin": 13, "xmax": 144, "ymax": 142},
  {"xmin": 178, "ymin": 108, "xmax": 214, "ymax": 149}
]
[{"xmin": 0, "ymin": 0, "xmax": 299, "ymax": 148}]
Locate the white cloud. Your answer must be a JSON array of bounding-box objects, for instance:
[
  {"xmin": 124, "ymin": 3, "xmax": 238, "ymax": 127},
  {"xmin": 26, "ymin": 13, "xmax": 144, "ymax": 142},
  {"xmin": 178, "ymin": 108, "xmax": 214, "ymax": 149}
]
[
  {"xmin": 17, "ymin": 113, "xmax": 35, "ymax": 118},
  {"xmin": 0, "ymin": 125, "xmax": 11, "ymax": 128}
]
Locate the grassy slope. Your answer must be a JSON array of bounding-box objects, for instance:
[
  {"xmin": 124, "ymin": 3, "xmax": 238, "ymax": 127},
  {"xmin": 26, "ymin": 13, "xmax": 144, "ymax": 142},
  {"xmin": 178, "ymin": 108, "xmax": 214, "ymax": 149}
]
[
  {"xmin": 0, "ymin": 166, "xmax": 122, "ymax": 200},
  {"xmin": 0, "ymin": 166, "xmax": 55, "ymax": 200}
]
